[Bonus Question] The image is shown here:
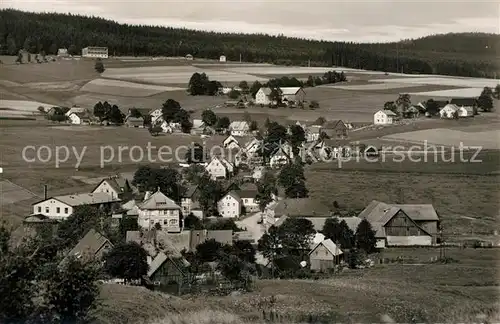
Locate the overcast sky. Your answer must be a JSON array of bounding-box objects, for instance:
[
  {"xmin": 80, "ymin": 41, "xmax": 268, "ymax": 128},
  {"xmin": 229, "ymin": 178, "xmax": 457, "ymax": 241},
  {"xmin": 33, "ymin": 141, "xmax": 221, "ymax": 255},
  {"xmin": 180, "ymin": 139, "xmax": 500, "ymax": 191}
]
[{"xmin": 2, "ymin": 0, "xmax": 499, "ymax": 42}]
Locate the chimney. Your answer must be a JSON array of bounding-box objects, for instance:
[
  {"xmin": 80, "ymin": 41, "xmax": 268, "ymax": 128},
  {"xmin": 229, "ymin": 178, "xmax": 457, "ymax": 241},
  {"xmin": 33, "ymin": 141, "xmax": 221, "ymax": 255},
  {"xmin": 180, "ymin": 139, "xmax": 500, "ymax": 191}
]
[{"xmin": 43, "ymin": 185, "xmax": 48, "ymax": 200}]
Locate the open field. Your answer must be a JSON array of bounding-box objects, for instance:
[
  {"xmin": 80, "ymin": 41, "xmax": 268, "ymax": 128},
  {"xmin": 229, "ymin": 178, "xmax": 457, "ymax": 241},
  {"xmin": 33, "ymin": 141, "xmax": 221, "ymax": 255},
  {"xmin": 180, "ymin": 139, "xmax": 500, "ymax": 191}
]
[
  {"xmin": 407, "ymin": 87, "xmax": 484, "ymax": 98},
  {"xmin": 93, "ymin": 248, "xmax": 499, "ymax": 324},
  {"xmin": 372, "ymin": 77, "xmax": 500, "ymax": 88},
  {"xmin": 80, "ymin": 79, "xmax": 185, "ymax": 97},
  {"xmin": 323, "ymin": 82, "xmax": 425, "ymax": 91},
  {"xmin": 383, "ymin": 128, "xmax": 500, "ymax": 149}
]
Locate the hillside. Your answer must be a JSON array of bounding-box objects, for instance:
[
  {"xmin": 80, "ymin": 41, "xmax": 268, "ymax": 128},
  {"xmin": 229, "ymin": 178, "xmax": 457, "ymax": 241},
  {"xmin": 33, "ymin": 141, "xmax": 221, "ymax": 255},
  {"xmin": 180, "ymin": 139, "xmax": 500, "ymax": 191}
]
[{"xmin": 0, "ymin": 9, "xmax": 499, "ymax": 78}]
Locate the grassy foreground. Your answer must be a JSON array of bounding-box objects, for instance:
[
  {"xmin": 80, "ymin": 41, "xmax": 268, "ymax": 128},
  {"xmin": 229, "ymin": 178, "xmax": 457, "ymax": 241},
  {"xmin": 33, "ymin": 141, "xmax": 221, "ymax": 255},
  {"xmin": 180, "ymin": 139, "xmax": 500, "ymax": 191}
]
[{"xmin": 92, "ymin": 248, "xmax": 499, "ymax": 324}]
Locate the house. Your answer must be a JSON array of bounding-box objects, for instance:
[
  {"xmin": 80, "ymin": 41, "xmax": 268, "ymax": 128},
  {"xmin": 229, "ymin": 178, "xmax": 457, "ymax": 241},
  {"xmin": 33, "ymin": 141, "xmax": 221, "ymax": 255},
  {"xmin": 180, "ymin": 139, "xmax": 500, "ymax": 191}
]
[
  {"xmin": 236, "ymin": 184, "xmax": 259, "ymax": 213},
  {"xmin": 220, "ymin": 55, "xmax": 226, "ymax": 62},
  {"xmin": 255, "ymin": 88, "xmax": 272, "ymax": 105},
  {"xmin": 217, "ymin": 191, "xmax": 241, "ymax": 218},
  {"xmin": 63, "ymin": 229, "xmax": 113, "ymax": 264},
  {"xmin": 280, "ymin": 87, "xmax": 306, "ymax": 103},
  {"xmin": 322, "ymin": 120, "xmax": 348, "ymax": 138},
  {"xmin": 223, "ymin": 135, "xmax": 240, "ymax": 150},
  {"xmin": 57, "ymin": 48, "xmax": 69, "ymax": 57},
  {"xmin": 439, "ymin": 104, "xmax": 458, "ymax": 118},
  {"xmin": 147, "ymin": 252, "xmax": 191, "ymax": 294},
  {"xmin": 243, "ymin": 137, "xmax": 263, "ymax": 156},
  {"xmin": 181, "ymin": 185, "xmax": 201, "ymax": 217},
  {"xmin": 309, "ymin": 239, "xmax": 343, "ymax": 272},
  {"xmin": 161, "ymin": 121, "xmax": 181, "ymax": 133},
  {"xmin": 82, "ymin": 46, "xmax": 108, "ymax": 59},
  {"xmin": 92, "ymin": 175, "xmax": 133, "ymax": 200},
  {"xmin": 373, "ymin": 110, "xmax": 397, "ymax": 125},
  {"xmin": 205, "ymin": 156, "xmax": 234, "ymax": 180},
  {"xmin": 358, "ymin": 200, "xmax": 440, "ymax": 248},
  {"xmin": 68, "ymin": 112, "xmax": 91, "ymax": 125},
  {"xmin": 137, "ymin": 189, "xmax": 182, "ymax": 232},
  {"xmin": 229, "ymin": 121, "xmax": 250, "ymax": 137},
  {"xmin": 186, "ymin": 54, "xmax": 194, "ymax": 60},
  {"xmin": 269, "ymin": 145, "xmax": 292, "ymax": 168},
  {"xmin": 150, "ymin": 108, "xmax": 164, "ymax": 124},
  {"xmin": 305, "ymin": 125, "xmax": 322, "ymax": 142},
  {"xmin": 190, "ymin": 119, "xmax": 206, "ymax": 135},
  {"xmin": 405, "ymin": 105, "xmax": 421, "ymax": 118},
  {"xmin": 125, "ymin": 116, "xmax": 144, "ymax": 128},
  {"xmin": 32, "ymin": 193, "xmax": 120, "ymax": 220}
]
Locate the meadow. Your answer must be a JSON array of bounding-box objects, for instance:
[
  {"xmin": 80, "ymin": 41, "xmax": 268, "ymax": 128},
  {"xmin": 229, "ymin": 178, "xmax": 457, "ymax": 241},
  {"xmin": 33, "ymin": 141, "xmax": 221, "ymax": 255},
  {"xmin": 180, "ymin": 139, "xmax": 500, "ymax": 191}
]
[{"xmin": 92, "ymin": 248, "xmax": 500, "ymax": 324}]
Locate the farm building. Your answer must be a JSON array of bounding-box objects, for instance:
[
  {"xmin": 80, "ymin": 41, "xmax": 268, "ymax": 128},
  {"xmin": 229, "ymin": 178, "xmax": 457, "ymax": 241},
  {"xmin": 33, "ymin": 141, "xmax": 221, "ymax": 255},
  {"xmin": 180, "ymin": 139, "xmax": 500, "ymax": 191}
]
[
  {"xmin": 373, "ymin": 110, "xmax": 397, "ymax": 125},
  {"xmin": 235, "ymin": 183, "xmax": 259, "ymax": 213},
  {"xmin": 322, "ymin": 120, "xmax": 348, "ymax": 138},
  {"xmin": 125, "ymin": 116, "xmax": 145, "ymax": 127},
  {"xmin": 255, "ymin": 88, "xmax": 272, "ymax": 105},
  {"xmin": 269, "ymin": 144, "xmax": 293, "ymax": 168},
  {"xmin": 147, "ymin": 252, "xmax": 191, "ymax": 295},
  {"xmin": 439, "ymin": 104, "xmax": 474, "ymax": 118},
  {"xmin": 266, "ymin": 198, "xmax": 331, "ymax": 226},
  {"xmin": 82, "ymin": 46, "xmax": 109, "ymax": 59},
  {"xmin": 217, "ymin": 191, "xmax": 241, "ymax": 218},
  {"xmin": 305, "ymin": 125, "xmax": 322, "ymax": 142},
  {"xmin": 309, "ymin": 239, "xmax": 343, "ymax": 272},
  {"xmin": 185, "ymin": 54, "xmax": 194, "ymax": 60},
  {"xmin": 91, "ymin": 175, "xmax": 133, "ymax": 200},
  {"xmin": 229, "ymin": 121, "xmax": 250, "ymax": 137},
  {"xmin": 137, "ymin": 189, "xmax": 182, "ymax": 232},
  {"xmin": 219, "ymin": 55, "xmax": 226, "ymax": 62},
  {"xmin": 57, "ymin": 48, "xmax": 69, "ymax": 57},
  {"xmin": 32, "ymin": 192, "xmax": 120, "ymax": 220},
  {"xmin": 280, "ymin": 87, "xmax": 306, "ymax": 103},
  {"xmin": 65, "ymin": 107, "xmax": 86, "ymax": 116},
  {"xmin": 358, "ymin": 200, "xmax": 440, "ymax": 248},
  {"xmin": 223, "ymin": 135, "xmax": 240, "ymax": 150},
  {"xmin": 450, "ymin": 98, "xmax": 477, "ymax": 110},
  {"xmin": 190, "ymin": 119, "xmax": 206, "ymax": 135},
  {"xmin": 150, "ymin": 108, "xmax": 164, "ymax": 123}
]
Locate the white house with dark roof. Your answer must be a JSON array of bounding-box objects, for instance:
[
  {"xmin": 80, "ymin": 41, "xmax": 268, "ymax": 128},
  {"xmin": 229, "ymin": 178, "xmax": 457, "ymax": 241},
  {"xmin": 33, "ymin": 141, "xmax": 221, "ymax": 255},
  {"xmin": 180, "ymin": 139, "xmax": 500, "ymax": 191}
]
[
  {"xmin": 32, "ymin": 192, "xmax": 120, "ymax": 220},
  {"xmin": 68, "ymin": 112, "xmax": 91, "ymax": 125},
  {"xmin": 374, "ymin": 110, "xmax": 397, "ymax": 125},
  {"xmin": 205, "ymin": 156, "xmax": 234, "ymax": 180},
  {"xmin": 92, "ymin": 175, "xmax": 133, "ymax": 199},
  {"xmin": 217, "ymin": 191, "xmax": 241, "ymax": 218},
  {"xmin": 137, "ymin": 189, "xmax": 182, "ymax": 232},
  {"xmin": 229, "ymin": 121, "xmax": 250, "ymax": 137}
]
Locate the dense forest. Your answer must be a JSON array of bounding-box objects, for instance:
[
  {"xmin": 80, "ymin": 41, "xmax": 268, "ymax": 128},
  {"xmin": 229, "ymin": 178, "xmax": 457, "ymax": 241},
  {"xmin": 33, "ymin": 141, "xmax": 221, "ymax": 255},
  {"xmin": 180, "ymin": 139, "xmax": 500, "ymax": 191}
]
[{"xmin": 0, "ymin": 9, "xmax": 499, "ymax": 78}]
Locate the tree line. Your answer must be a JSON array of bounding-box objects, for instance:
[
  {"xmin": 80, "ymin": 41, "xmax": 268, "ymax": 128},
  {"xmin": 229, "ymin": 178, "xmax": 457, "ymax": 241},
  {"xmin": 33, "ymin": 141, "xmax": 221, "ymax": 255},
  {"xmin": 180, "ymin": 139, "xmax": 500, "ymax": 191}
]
[{"xmin": 1, "ymin": 10, "xmax": 498, "ymax": 78}]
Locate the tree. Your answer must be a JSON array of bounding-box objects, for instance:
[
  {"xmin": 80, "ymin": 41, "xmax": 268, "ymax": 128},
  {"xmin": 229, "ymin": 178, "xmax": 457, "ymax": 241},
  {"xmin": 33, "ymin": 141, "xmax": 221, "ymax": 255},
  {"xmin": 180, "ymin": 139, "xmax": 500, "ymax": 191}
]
[
  {"xmin": 309, "ymin": 100, "xmax": 319, "ymax": 109},
  {"xmin": 228, "ymin": 89, "xmax": 240, "ymax": 99},
  {"xmin": 255, "ymin": 172, "xmax": 277, "ymax": 213},
  {"xmin": 269, "ymin": 87, "xmax": 281, "ymax": 104},
  {"xmin": 37, "ymin": 106, "xmax": 45, "ymax": 114},
  {"xmin": 27, "ymin": 53, "xmax": 31, "ymax": 63},
  {"xmin": 104, "ymin": 242, "xmax": 148, "ymax": 282},
  {"xmin": 262, "ymin": 121, "xmax": 288, "ymax": 159},
  {"xmin": 188, "ymin": 72, "xmax": 206, "ymax": 95},
  {"xmin": 195, "ymin": 239, "xmax": 223, "ymax": 263},
  {"xmin": 108, "ymin": 104, "xmax": 125, "ymax": 124},
  {"xmin": 279, "ymin": 217, "xmax": 315, "ymax": 256},
  {"xmin": 355, "ymin": 219, "xmax": 377, "ymax": 254},
  {"xmin": 184, "ymin": 213, "xmax": 203, "ymax": 230},
  {"xmin": 257, "ymin": 225, "xmax": 281, "ymax": 260},
  {"xmin": 6, "ymin": 35, "xmax": 17, "ymax": 55},
  {"xmin": 197, "ymin": 174, "xmax": 224, "ymax": 214},
  {"xmin": 206, "ymin": 81, "xmax": 220, "ymax": 96},
  {"xmin": 0, "ymin": 225, "xmax": 10, "ymax": 256},
  {"xmin": 249, "ymin": 120, "xmax": 258, "ymax": 132},
  {"xmin": 119, "ymin": 216, "xmax": 139, "ymax": 239},
  {"xmin": 56, "ymin": 206, "xmax": 103, "ymax": 248},
  {"xmin": 338, "ymin": 220, "xmax": 355, "ymax": 249},
  {"xmin": 233, "ymin": 240, "xmax": 256, "ymax": 263},
  {"xmin": 314, "ymin": 116, "xmax": 326, "ymax": 125},
  {"xmin": 278, "ymin": 161, "xmax": 308, "ymax": 198},
  {"xmin": 478, "ymin": 87, "xmax": 494, "ymax": 112},
  {"xmin": 322, "ymin": 218, "xmax": 342, "ymax": 243},
  {"xmin": 384, "ymin": 101, "xmax": 398, "ymax": 114},
  {"xmin": 249, "ymin": 81, "xmax": 263, "ymax": 98},
  {"xmin": 95, "ymin": 59, "xmax": 105, "ymax": 73},
  {"xmin": 23, "ymin": 37, "xmax": 30, "ymax": 51},
  {"xmin": 201, "ymin": 109, "xmax": 217, "ymax": 126},
  {"xmin": 93, "ymin": 101, "xmax": 106, "ymax": 121},
  {"xmin": 148, "ymin": 125, "xmax": 162, "ymax": 136},
  {"xmin": 494, "ymin": 84, "xmax": 500, "ymax": 100},
  {"xmin": 289, "ymin": 124, "xmax": 306, "ymax": 153},
  {"xmin": 132, "ymin": 166, "xmax": 184, "ymax": 200},
  {"xmin": 184, "ymin": 143, "xmax": 206, "ymax": 164},
  {"xmin": 396, "ymin": 93, "xmax": 411, "ymax": 115},
  {"xmin": 129, "ymin": 108, "xmax": 142, "ymax": 118},
  {"xmin": 183, "ymin": 164, "xmax": 206, "ymax": 184},
  {"xmin": 49, "ymin": 43, "xmax": 57, "ymax": 55},
  {"xmin": 306, "ymin": 75, "xmax": 314, "ymax": 87},
  {"xmin": 216, "ymin": 116, "xmax": 230, "ymax": 130},
  {"xmin": 425, "ymin": 99, "xmax": 440, "ymax": 116},
  {"xmin": 161, "ymin": 99, "xmax": 182, "ymax": 123},
  {"xmin": 238, "ymin": 80, "xmax": 249, "ymax": 94},
  {"xmin": 68, "ymin": 44, "xmax": 77, "ymax": 55},
  {"xmin": 217, "ymin": 252, "xmax": 254, "ymax": 290}
]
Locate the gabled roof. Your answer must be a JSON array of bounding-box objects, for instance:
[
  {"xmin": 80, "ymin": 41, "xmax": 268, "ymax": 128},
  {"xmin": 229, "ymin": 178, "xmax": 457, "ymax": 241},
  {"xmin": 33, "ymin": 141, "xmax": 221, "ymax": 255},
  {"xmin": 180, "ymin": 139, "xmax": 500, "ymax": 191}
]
[
  {"xmin": 207, "ymin": 230, "xmax": 233, "ymax": 245},
  {"xmin": 259, "ymin": 87, "xmax": 272, "ymax": 95},
  {"xmin": 334, "ymin": 216, "xmax": 362, "ymax": 233},
  {"xmin": 378, "ymin": 110, "xmax": 397, "ymax": 116},
  {"xmin": 309, "ymin": 239, "xmax": 343, "ymax": 256},
  {"xmin": 441, "ymin": 104, "xmax": 459, "ymax": 111},
  {"xmin": 139, "ymin": 189, "xmax": 180, "ymax": 210},
  {"xmin": 147, "ymin": 252, "xmax": 190, "ymax": 278},
  {"xmin": 222, "ymin": 190, "xmax": 242, "ymax": 203},
  {"xmin": 125, "ymin": 116, "xmax": 144, "ymax": 123},
  {"xmin": 192, "ymin": 119, "xmax": 205, "ymax": 129},
  {"xmin": 223, "ymin": 135, "xmax": 239, "ymax": 146},
  {"xmin": 273, "ymin": 198, "xmax": 331, "ymax": 218},
  {"xmin": 24, "ymin": 214, "xmax": 59, "ymax": 224},
  {"xmin": 34, "ymin": 192, "xmax": 120, "ymax": 207},
  {"xmin": 307, "ymin": 125, "xmax": 322, "ymax": 134},
  {"xmin": 391, "ymin": 204, "xmax": 439, "ymax": 221},
  {"xmin": 67, "ymin": 229, "xmax": 112, "ymax": 260},
  {"xmin": 280, "ymin": 87, "xmax": 303, "ymax": 95},
  {"xmin": 92, "ymin": 176, "xmax": 129, "ymax": 194},
  {"xmin": 450, "ymin": 98, "xmax": 477, "ymax": 107},
  {"xmin": 183, "ymin": 185, "xmax": 198, "ymax": 198},
  {"xmin": 322, "ymin": 120, "xmax": 346, "ymax": 129},
  {"xmin": 128, "ymin": 108, "xmax": 151, "ymax": 117},
  {"xmin": 71, "ymin": 112, "xmax": 91, "ymax": 119},
  {"xmin": 237, "ymin": 189, "xmax": 258, "ymax": 199}
]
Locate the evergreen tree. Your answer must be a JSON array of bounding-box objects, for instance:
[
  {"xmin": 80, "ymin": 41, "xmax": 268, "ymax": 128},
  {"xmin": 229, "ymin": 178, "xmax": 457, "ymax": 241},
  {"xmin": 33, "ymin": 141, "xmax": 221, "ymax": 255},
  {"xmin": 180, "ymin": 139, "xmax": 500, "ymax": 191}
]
[{"xmin": 355, "ymin": 219, "xmax": 377, "ymax": 254}]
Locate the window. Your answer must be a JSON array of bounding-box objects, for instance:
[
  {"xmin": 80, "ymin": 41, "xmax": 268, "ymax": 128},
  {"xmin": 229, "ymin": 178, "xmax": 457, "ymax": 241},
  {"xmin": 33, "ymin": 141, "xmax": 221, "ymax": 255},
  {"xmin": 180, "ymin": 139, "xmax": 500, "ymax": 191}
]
[
  {"xmin": 56, "ymin": 207, "xmax": 60, "ymax": 214},
  {"xmin": 169, "ymin": 219, "xmax": 178, "ymax": 225},
  {"xmin": 227, "ymin": 203, "xmax": 230, "ymax": 206},
  {"xmin": 233, "ymin": 203, "xmax": 235, "ymax": 206},
  {"xmin": 64, "ymin": 208, "xmax": 69, "ymax": 214},
  {"xmin": 37, "ymin": 206, "xmax": 41, "ymax": 213},
  {"xmin": 163, "ymin": 220, "xmax": 167, "ymax": 225},
  {"xmin": 45, "ymin": 207, "xmax": 49, "ymax": 213}
]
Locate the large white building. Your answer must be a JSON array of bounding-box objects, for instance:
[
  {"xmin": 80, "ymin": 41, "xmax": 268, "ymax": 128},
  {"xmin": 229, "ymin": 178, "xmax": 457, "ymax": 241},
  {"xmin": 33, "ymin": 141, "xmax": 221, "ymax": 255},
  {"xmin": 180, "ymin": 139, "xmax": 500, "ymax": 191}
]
[
  {"xmin": 373, "ymin": 110, "xmax": 397, "ymax": 125},
  {"xmin": 229, "ymin": 121, "xmax": 250, "ymax": 137},
  {"xmin": 217, "ymin": 191, "xmax": 241, "ymax": 218},
  {"xmin": 82, "ymin": 46, "xmax": 109, "ymax": 59},
  {"xmin": 137, "ymin": 189, "xmax": 182, "ymax": 232},
  {"xmin": 255, "ymin": 87, "xmax": 305, "ymax": 105},
  {"xmin": 32, "ymin": 192, "xmax": 120, "ymax": 220}
]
